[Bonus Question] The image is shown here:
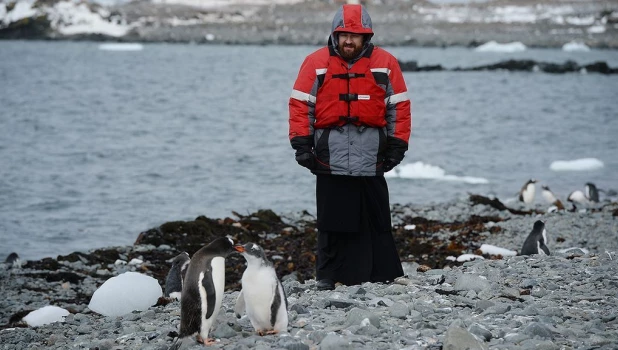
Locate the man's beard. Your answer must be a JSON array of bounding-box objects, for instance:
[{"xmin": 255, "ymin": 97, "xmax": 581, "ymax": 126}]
[{"xmin": 338, "ymin": 42, "xmax": 364, "ymax": 61}]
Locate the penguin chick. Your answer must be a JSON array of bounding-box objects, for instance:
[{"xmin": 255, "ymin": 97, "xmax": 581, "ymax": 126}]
[
  {"xmin": 521, "ymin": 220, "xmax": 550, "ymax": 256},
  {"xmin": 176, "ymin": 237, "xmax": 237, "ymax": 346},
  {"xmin": 165, "ymin": 252, "xmax": 190, "ymax": 300},
  {"xmin": 541, "ymin": 185, "xmax": 565, "ymax": 210},
  {"xmin": 584, "ymin": 183, "xmax": 599, "ymax": 203},
  {"xmin": 519, "ymin": 179, "xmax": 537, "ymax": 204},
  {"xmin": 234, "ymin": 243, "xmax": 288, "ymax": 336}
]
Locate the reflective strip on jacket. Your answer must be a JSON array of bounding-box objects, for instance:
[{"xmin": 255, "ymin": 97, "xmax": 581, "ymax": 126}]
[{"xmin": 289, "ymin": 44, "xmax": 412, "ymax": 176}]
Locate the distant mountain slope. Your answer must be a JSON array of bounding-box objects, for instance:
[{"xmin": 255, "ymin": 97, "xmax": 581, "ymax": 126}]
[{"xmin": 1, "ymin": 0, "xmax": 617, "ymax": 47}]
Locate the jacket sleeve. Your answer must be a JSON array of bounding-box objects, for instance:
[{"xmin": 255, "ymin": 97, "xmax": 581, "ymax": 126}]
[
  {"xmin": 384, "ymin": 56, "xmax": 412, "ymax": 161},
  {"xmin": 289, "ymin": 56, "xmax": 317, "ymax": 154}
]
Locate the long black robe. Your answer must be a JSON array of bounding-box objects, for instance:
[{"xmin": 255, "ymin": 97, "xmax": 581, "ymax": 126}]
[{"xmin": 315, "ymin": 174, "xmax": 404, "ymax": 285}]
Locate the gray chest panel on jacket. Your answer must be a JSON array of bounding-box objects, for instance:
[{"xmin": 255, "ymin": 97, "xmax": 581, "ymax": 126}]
[{"xmin": 316, "ymin": 124, "xmax": 383, "ymax": 176}]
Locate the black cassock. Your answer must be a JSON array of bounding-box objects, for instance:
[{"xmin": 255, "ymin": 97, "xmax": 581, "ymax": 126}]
[{"xmin": 315, "ymin": 174, "xmax": 404, "ymax": 285}]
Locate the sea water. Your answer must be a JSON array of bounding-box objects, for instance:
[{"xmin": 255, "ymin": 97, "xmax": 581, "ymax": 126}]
[{"xmin": 1, "ymin": 41, "xmax": 617, "ymax": 260}]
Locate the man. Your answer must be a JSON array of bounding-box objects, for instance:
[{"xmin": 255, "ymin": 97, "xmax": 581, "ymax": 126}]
[{"xmin": 288, "ymin": 4, "xmax": 411, "ymax": 290}]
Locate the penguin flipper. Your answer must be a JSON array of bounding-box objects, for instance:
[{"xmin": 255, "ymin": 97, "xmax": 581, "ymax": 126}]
[
  {"xmin": 540, "ymin": 242, "xmax": 551, "ymax": 255},
  {"xmin": 201, "ymin": 265, "xmax": 217, "ymax": 320},
  {"xmin": 234, "ymin": 289, "xmax": 245, "ymax": 318}
]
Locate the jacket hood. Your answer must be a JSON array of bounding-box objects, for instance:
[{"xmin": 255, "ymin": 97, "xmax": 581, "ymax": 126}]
[
  {"xmin": 331, "ymin": 4, "xmax": 374, "ymax": 36},
  {"xmin": 329, "ymin": 4, "xmax": 374, "ymax": 61}
]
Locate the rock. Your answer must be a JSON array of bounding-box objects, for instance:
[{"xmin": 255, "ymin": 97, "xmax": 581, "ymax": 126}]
[
  {"xmin": 344, "ymin": 308, "xmax": 380, "ymax": 328},
  {"xmin": 443, "ymin": 325, "xmax": 488, "ymax": 350},
  {"xmin": 454, "ymin": 274, "xmax": 491, "ymax": 292}
]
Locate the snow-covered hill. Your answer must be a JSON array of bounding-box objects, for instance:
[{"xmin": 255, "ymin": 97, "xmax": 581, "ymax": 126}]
[{"xmin": 1, "ymin": 0, "xmax": 617, "ymax": 47}]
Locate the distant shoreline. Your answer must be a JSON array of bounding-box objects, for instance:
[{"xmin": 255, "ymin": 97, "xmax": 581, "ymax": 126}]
[{"xmin": 1, "ymin": 0, "xmax": 617, "ymax": 49}]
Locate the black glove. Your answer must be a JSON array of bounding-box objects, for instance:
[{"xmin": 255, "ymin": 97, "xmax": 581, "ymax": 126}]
[
  {"xmin": 295, "ymin": 152, "xmax": 315, "ymax": 170},
  {"xmin": 382, "ymin": 157, "xmax": 400, "ymax": 173},
  {"xmin": 382, "ymin": 136, "xmax": 408, "ymax": 173}
]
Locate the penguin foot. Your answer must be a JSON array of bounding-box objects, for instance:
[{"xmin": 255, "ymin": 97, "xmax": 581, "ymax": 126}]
[
  {"xmin": 256, "ymin": 330, "xmax": 278, "ymax": 336},
  {"xmin": 196, "ymin": 335, "xmax": 216, "ymax": 345}
]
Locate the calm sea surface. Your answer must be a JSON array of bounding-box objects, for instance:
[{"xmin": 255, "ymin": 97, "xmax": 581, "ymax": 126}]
[{"xmin": 1, "ymin": 41, "xmax": 617, "ymax": 260}]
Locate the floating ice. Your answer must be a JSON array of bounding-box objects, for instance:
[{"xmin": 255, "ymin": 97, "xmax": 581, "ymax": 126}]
[
  {"xmin": 562, "ymin": 41, "xmax": 590, "ymax": 52},
  {"xmin": 479, "ymin": 244, "xmax": 517, "ymax": 256},
  {"xmin": 474, "ymin": 41, "xmax": 527, "ymax": 52},
  {"xmin": 22, "ymin": 306, "xmax": 69, "ymax": 327},
  {"xmin": 88, "ymin": 272, "xmax": 162, "ymax": 317},
  {"xmin": 99, "ymin": 43, "xmax": 144, "ymax": 51},
  {"xmin": 549, "ymin": 158, "xmax": 604, "ymax": 171},
  {"xmin": 385, "ymin": 162, "xmax": 489, "ymax": 184}
]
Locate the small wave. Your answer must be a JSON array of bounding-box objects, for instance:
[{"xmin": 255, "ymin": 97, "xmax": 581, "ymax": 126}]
[
  {"xmin": 385, "ymin": 161, "xmax": 489, "ymax": 184},
  {"xmin": 98, "ymin": 43, "xmax": 144, "ymax": 51},
  {"xmin": 549, "ymin": 158, "xmax": 604, "ymax": 171}
]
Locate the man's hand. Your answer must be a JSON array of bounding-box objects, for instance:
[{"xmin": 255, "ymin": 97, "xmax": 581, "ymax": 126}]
[
  {"xmin": 382, "ymin": 157, "xmax": 400, "ymax": 172},
  {"xmin": 296, "ymin": 152, "xmax": 315, "ymax": 170}
]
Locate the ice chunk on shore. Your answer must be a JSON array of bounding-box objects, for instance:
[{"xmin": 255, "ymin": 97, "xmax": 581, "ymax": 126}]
[
  {"xmin": 474, "ymin": 41, "xmax": 526, "ymax": 52},
  {"xmin": 88, "ymin": 272, "xmax": 162, "ymax": 317},
  {"xmin": 480, "ymin": 244, "xmax": 517, "ymax": 256},
  {"xmin": 23, "ymin": 306, "xmax": 69, "ymax": 327},
  {"xmin": 385, "ymin": 162, "xmax": 489, "ymax": 184},
  {"xmin": 549, "ymin": 158, "xmax": 604, "ymax": 171}
]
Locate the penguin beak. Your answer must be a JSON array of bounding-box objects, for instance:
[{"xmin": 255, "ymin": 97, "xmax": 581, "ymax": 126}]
[{"xmin": 233, "ymin": 245, "xmax": 245, "ymax": 253}]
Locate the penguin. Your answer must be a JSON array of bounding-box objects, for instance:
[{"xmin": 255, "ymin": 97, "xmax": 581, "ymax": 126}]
[
  {"xmin": 4, "ymin": 252, "xmax": 21, "ymax": 269},
  {"xmin": 164, "ymin": 252, "xmax": 190, "ymax": 300},
  {"xmin": 541, "ymin": 185, "xmax": 565, "ymax": 210},
  {"xmin": 521, "ymin": 220, "xmax": 550, "ymax": 255},
  {"xmin": 234, "ymin": 243, "xmax": 288, "ymax": 336},
  {"xmin": 175, "ymin": 237, "xmax": 237, "ymax": 346},
  {"xmin": 568, "ymin": 190, "xmax": 589, "ymax": 204},
  {"xmin": 519, "ymin": 179, "xmax": 537, "ymax": 204},
  {"xmin": 584, "ymin": 183, "xmax": 599, "ymax": 203}
]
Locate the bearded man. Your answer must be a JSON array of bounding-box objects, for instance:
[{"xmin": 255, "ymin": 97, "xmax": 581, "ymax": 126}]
[{"xmin": 288, "ymin": 4, "xmax": 412, "ymax": 290}]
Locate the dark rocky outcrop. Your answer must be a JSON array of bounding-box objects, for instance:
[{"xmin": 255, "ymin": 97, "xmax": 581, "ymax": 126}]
[{"xmin": 399, "ymin": 59, "xmax": 618, "ymax": 74}]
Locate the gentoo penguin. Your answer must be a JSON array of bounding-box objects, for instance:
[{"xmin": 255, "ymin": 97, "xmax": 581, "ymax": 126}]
[
  {"xmin": 234, "ymin": 243, "xmax": 288, "ymax": 336},
  {"xmin": 519, "ymin": 179, "xmax": 537, "ymax": 204},
  {"xmin": 4, "ymin": 252, "xmax": 21, "ymax": 269},
  {"xmin": 584, "ymin": 183, "xmax": 599, "ymax": 202},
  {"xmin": 521, "ymin": 220, "xmax": 551, "ymax": 255},
  {"xmin": 175, "ymin": 237, "xmax": 237, "ymax": 346},
  {"xmin": 541, "ymin": 185, "xmax": 565, "ymax": 210},
  {"xmin": 568, "ymin": 190, "xmax": 589, "ymax": 204},
  {"xmin": 164, "ymin": 252, "xmax": 190, "ymax": 300}
]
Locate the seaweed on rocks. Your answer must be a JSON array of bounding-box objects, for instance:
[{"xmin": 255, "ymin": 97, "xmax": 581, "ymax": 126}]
[
  {"xmin": 393, "ymin": 214, "xmax": 504, "ymax": 268},
  {"xmin": 133, "ymin": 209, "xmax": 318, "ymax": 290}
]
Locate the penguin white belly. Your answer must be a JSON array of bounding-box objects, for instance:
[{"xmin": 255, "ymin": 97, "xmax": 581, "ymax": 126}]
[
  {"xmin": 241, "ymin": 267, "xmax": 278, "ymax": 330},
  {"xmin": 198, "ymin": 257, "xmax": 225, "ymax": 339},
  {"xmin": 522, "ymin": 184, "xmax": 535, "ymax": 203}
]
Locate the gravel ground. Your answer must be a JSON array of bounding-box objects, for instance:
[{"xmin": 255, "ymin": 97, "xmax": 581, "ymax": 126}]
[{"xmin": 1, "ymin": 198, "xmax": 617, "ymax": 349}]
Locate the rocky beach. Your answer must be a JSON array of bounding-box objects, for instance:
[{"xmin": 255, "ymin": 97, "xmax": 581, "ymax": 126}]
[{"xmin": 1, "ymin": 196, "xmax": 617, "ymax": 349}]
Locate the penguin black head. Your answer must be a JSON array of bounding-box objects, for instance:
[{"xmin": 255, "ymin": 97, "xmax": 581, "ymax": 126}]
[
  {"xmin": 234, "ymin": 243, "xmax": 272, "ymax": 266},
  {"xmin": 171, "ymin": 252, "xmax": 190, "ymax": 266},
  {"xmin": 205, "ymin": 237, "xmax": 237, "ymax": 257}
]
